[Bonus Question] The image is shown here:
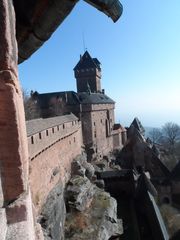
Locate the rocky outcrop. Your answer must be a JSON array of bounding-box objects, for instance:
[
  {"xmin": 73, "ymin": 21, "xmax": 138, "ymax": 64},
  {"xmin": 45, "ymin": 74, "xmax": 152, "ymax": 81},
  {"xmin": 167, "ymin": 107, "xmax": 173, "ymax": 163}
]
[
  {"xmin": 66, "ymin": 176, "xmax": 95, "ymax": 212},
  {"xmin": 65, "ymin": 177, "xmax": 123, "ymax": 240},
  {"xmin": 39, "ymin": 184, "xmax": 66, "ymax": 240},
  {"xmin": 71, "ymin": 154, "xmax": 95, "ymax": 180},
  {"xmin": 65, "ymin": 156, "xmax": 123, "ymax": 240},
  {"xmin": 35, "ymin": 154, "xmax": 123, "ymax": 240}
]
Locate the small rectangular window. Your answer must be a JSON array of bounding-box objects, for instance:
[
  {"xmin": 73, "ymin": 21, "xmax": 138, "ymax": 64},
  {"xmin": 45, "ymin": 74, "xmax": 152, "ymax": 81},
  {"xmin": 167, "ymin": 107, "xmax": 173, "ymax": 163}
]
[
  {"xmin": 31, "ymin": 136, "xmax": 34, "ymax": 144},
  {"xmin": 57, "ymin": 126, "xmax": 59, "ymax": 131},
  {"xmin": 39, "ymin": 132, "xmax": 42, "ymax": 139},
  {"xmin": 46, "ymin": 130, "xmax": 48, "ymax": 136},
  {"xmin": 63, "ymin": 124, "xmax": 65, "ymax": 129},
  {"xmin": 52, "ymin": 128, "xmax": 54, "ymax": 133}
]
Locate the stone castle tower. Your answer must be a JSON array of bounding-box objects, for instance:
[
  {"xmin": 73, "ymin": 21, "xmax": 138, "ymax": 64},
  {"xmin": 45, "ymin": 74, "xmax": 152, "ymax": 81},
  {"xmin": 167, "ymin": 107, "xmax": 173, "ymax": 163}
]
[{"xmin": 74, "ymin": 51, "xmax": 102, "ymax": 93}]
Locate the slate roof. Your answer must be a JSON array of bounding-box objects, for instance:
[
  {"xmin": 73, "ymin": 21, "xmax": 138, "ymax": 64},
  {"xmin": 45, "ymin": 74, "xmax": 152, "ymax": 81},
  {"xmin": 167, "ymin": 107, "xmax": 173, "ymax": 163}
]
[
  {"xmin": 35, "ymin": 91, "xmax": 115, "ymax": 106},
  {"xmin": 34, "ymin": 91, "xmax": 79, "ymax": 108},
  {"xmin": 130, "ymin": 117, "xmax": 145, "ymax": 135},
  {"xmin": 77, "ymin": 92, "xmax": 115, "ymax": 104},
  {"xmin": 26, "ymin": 113, "xmax": 78, "ymax": 136},
  {"xmin": 113, "ymin": 124, "xmax": 126, "ymax": 132},
  {"xmin": 74, "ymin": 51, "xmax": 101, "ymax": 71}
]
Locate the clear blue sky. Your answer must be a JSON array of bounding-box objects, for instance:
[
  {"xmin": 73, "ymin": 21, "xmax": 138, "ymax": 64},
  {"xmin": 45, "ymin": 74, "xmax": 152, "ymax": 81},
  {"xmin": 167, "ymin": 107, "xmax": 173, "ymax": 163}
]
[{"xmin": 19, "ymin": 0, "xmax": 180, "ymax": 128}]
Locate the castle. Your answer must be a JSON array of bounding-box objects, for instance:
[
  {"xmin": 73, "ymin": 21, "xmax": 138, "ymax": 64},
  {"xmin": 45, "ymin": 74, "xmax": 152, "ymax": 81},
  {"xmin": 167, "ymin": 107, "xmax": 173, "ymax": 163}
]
[
  {"xmin": 1, "ymin": 1, "xmax": 178, "ymax": 239},
  {"xmin": 31, "ymin": 51, "xmax": 127, "ymax": 161}
]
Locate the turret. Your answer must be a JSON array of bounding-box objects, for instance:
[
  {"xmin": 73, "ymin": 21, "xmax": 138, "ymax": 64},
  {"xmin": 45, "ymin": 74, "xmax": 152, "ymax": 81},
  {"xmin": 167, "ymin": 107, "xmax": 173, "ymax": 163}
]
[{"xmin": 74, "ymin": 51, "xmax": 102, "ymax": 93}]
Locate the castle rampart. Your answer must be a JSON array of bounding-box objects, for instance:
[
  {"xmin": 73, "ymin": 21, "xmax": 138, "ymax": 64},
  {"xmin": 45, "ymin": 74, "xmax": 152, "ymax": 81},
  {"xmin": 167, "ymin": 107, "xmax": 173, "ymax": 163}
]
[{"xmin": 26, "ymin": 114, "xmax": 83, "ymax": 212}]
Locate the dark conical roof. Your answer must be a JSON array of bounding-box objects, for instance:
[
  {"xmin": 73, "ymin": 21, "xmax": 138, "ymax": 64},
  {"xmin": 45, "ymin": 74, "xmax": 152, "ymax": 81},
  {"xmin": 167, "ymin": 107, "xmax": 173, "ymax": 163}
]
[
  {"xmin": 74, "ymin": 51, "xmax": 101, "ymax": 71},
  {"xmin": 130, "ymin": 117, "xmax": 145, "ymax": 135}
]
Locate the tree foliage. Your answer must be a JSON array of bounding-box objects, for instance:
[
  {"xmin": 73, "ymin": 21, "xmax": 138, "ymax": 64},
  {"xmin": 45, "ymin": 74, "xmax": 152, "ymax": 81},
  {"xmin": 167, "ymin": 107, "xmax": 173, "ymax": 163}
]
[
  {"xmin": 149, "ymin": 128, "xmax": 163, "ymax": 144},
  {"xmin": 23, "ymin": 89, "xmax": 41, "ymax": 120},
  {"xmin": 149, "ymin": 122, "xmax": 180, "ymax": 169},
  {"xmin": 162, "ymin": 122, "xmax": 180, "ymax": 150}
]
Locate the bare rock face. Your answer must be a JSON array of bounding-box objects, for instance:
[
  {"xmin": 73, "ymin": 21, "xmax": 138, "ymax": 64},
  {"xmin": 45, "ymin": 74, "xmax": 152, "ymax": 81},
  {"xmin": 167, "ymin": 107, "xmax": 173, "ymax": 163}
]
[
  {"xmin": 71, "ymin": 160, "xmax": 86, "ymax": 178},
  {"xmin": 65, "ymin": 186, "xmax": 123, "ymax": 240},
  {"xmin": 66, "ymin": 155, "xmax": 123, "ymax": 239},
  {"xmin": 66, "ymin": 176, "xmax": 95, "ymax": 212},
  {"xmin": 39, "ymin": 184, "xmax": 66, "ymax": 240},
  {"xmin": 72, "ymin": 154, "xmax": 95, "ymax": 180}
]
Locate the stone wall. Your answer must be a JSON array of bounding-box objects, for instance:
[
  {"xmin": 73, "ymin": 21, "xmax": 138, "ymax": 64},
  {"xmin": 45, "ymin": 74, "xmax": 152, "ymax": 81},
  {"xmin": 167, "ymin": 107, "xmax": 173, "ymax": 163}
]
[
  {"xmin": 27, "ymin": 118, "xmax": 82, "ymax": 212},
  {"xmin": 28, "ymin": 119, "xmax": 81, "ymax": 160},
  {"xmin": 81, "ymin": 103, "xmax": 116, "ymax": 159}
]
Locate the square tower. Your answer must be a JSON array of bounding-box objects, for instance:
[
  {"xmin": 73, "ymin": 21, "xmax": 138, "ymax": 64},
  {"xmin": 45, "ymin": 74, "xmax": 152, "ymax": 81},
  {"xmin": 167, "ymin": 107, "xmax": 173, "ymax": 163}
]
[{"xmin": 74, "ymin": 51, "xmax": 102, "ymax": 93}]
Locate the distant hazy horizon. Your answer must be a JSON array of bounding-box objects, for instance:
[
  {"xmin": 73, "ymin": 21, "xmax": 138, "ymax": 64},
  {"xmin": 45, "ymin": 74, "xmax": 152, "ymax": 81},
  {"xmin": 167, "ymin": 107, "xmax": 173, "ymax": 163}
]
[{"xmin": 19, "ymin": 0, "xmax": 180, "ymax": 128}]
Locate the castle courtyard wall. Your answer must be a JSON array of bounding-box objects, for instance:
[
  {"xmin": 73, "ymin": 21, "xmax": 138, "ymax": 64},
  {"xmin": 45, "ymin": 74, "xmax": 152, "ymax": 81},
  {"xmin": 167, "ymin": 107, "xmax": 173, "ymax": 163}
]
[
  {"xmin": 27, "ymin": 116, "xmax": 82, "ymax": 212},
  {"xmin": 82, "ymin": 104, "xmax": 116, "ymax": 158}
]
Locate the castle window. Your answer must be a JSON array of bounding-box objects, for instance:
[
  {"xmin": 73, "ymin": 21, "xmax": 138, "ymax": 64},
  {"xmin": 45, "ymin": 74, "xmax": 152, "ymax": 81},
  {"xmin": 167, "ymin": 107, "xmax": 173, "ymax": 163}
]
[
  {"xmin": 52, "ymin": 128, "xmax": 54, "ymax": 133},
  {"xmin": 57, "ymin": 125, "xmax": 59, "ymax": 131},
  {"xmin": 94, "ymin": 122, "xmax": 96, "ymax": 126},
  {"xmin": 74, "ymin": 137, "xmax": 76, "ymax": 143},
  {"xmin": 94, "ymin": 131, "xmax": 96, "ymax": 138},
  {"xmin": 46, "ymin": 130, "xmax": 49, "ymax": 136},
  {"xmin": 101, "ymin": 119, "xmax": 103, "ymax": 123},
  {"xmin": 39, "ymin": 132, "xmax": 42, "ymax": 139},
  {"xmin": 63, "ymin": 124, "xmax": 65, "ymax": 129},
  {"xmin": 69, "ymin": 140, "xmax": 71, "ymax": 145},
  {"xmin": 31, "ymin": 136, "xmax": 34, "ymax": 144}
]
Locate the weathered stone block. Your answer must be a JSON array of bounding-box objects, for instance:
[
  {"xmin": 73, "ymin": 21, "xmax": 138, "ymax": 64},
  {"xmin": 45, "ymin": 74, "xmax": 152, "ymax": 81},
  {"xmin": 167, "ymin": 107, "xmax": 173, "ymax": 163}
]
[
  {"xmin": 40, "ymin": 184, "xmax": 66, "ymax": 240},
  {"xmin": 0, "ymin": 208, "xmax": 7, "ymax": 240},
  {"xmin": 66, "ymin": 176, "xmax": 95, "ymax": 212}
]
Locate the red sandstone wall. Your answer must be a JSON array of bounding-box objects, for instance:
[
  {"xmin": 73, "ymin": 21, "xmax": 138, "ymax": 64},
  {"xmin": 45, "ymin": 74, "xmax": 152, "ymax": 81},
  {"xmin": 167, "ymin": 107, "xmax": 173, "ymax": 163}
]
[
  {"xmin": 28, "ymin": 121, "xmax": 82, "ymax": 213},
  {"xmin": 90, "ymin": 105, "xmax": 115, "ymax": 157}
]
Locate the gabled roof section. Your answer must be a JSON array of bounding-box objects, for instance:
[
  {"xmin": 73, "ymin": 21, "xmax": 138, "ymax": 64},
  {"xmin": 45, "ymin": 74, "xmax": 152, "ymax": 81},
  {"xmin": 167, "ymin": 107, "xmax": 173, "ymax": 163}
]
[
  {"xmin": 33, "ymin": 91, "xmax": 80, "ymax": 108},
  {"xmin": 77, "ymin": 92, "xmax": 115, "ymax": 104},
  {"xmin": 74, "ymin": 51, "xmax": 101, "ymax": 71},
  {"xmin": 130, "ymin": 117, "xmax": 145, "ymax": 135},
  {"xmin": 33, "ymin": 90, "xmax": 115, "ymax": 106}
]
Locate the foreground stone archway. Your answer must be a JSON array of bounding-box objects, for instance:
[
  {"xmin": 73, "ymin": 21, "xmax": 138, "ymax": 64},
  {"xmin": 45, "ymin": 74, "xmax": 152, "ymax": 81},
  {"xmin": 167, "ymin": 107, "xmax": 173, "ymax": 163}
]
[{"xmin": 0, "ymin": 1, "xmax": 35, "ymax": 239}]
